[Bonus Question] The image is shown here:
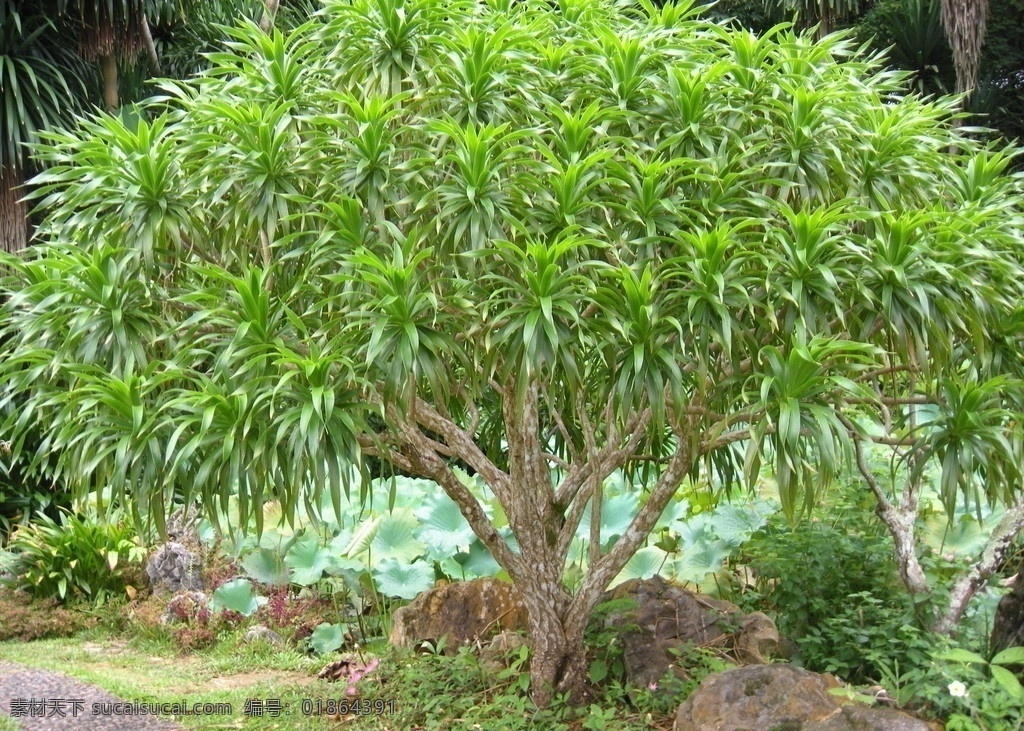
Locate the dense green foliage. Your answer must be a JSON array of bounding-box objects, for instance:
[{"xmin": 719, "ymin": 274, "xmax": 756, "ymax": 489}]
[
  {"xmin": 0, "ymin": 508, "xmax": 146, "ymax": 603},
  {"xmin": 4, "ymin": 0, "xmax": 1022, "ymax": 527},
  {"xmin": 711, "ymin": 0, "xmax": 1024, "ymax": 142},
  {"xmin": 742, "ymin": 490, "xmax": 931, "ymax": 682}
]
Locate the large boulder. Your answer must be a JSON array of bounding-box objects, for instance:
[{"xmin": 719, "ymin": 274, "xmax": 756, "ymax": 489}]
[
  {"xmin": 602, "ymin": 576, "xmax": 778, "ymax": 689},
  {"xmin": 674, "ymin": 665, "xmax": 933, "ymax": 731},
  {"xmin": 389, "ymin": 577, "xmax": 528, "ymax": 654}
]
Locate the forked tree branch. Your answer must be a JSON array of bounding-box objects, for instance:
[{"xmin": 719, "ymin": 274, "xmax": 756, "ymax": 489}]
[
  {"xmin": 567, "ymin": 427, "xmax": 696, "ymax": 636},
  {"xmin": 935, "ymin": 495, "xmax": 1024, "ymax": 633},
  {"xmin": 383, "ymin": 403, "xmax": 523, "ymax": 576}
]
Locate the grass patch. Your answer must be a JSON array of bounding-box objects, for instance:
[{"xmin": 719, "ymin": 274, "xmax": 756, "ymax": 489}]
[
  {"xmin": 0, "ymin": 627, "xmax": 675, "ymax": 730},
  {"xmin": 0, "ymin": 633, "xmax": 344, "ymax": 730}
]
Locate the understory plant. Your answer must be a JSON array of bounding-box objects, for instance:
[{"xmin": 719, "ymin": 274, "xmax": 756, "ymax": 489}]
[
  {"xmin": 0, "ymin": 508, "xmax": 146, "ymax": 604},
  {"xmin": 742, "ymin": 500, "xmax": 935, "ymax": 683}
]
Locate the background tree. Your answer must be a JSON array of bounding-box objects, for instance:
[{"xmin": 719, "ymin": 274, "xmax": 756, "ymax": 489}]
[
  {"xmin": 772, "ymin": 0, "xmax": 865, "ymax": 36},
  {"xmin": 940, "ymin": 0, "xmax": 987, "ymax": 94},
  {"xmin": 3, "ymin": 0, "xmax": 1024, "ymax": 706},
  {"xmin": 0, "ymin": 2, "xmax": 90, "ymax": 254},
  {"xmin": 0, "ymin": 0, "xmax": 311, "ymax": 256}
]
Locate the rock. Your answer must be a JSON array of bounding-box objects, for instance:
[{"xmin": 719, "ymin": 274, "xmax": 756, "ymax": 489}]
[
  {"xmin": 991, "ymin": 561, "xmax": 1024, "ymax": 653},
  {"xmin": 146, "ymin": 505, "xmax": 205, "ymax": 593},
  {"xmin": 161, "ymin": 591, "xmax": 210, "ymax": 625},
  {"xmin": 602, "ymin": 576, "xmax": 778, "ymax": 689},
  {"xmin": 479, "ymin": 630, "xmax": 528, "ymax": 674},
  {"xmin": 146, "ymin": 542, "xmax": 203, "ymax": 593},
  {"xmin": 735, "ymin": 611, "xmax": 779, "ymax": 664},
  {"xmin": 674, "ymin": 664, "xmax": 933, "ymax": 731},
  {"xmin": 165, "ymin": 504, "xmax": 203, "ymax": 544},
  {"xmin": 817, "ymin": 704, "xmax": 940, "ymax": 731},
  {"xmin": 389, "ymin": 578, "xmax": 528, "ymax": 654},
  {"xmin": 244, "ymin": 624, "xmax": 284, "ymax": 646}
]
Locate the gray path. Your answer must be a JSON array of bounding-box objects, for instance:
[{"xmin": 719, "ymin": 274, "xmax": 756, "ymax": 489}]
[{"xmin": 0, "ymin": 662, "xmax": 184, "ymax": 730}]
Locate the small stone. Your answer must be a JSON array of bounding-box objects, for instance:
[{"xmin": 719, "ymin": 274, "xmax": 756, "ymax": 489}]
[
  {"xmin": 479, "ymin": 631, "xmax": 528, "ymax": 674},
  {"xmin": 244, "ymin": 624, "xmax": 284, "ymax": 646}
]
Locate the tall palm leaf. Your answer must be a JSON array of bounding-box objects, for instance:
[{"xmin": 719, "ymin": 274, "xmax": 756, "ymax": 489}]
[{"xmin": 0, "ymin": 3, "xmax": 89, "ymax": 254}]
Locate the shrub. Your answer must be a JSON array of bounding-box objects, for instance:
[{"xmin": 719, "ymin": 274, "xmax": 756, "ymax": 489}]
[
  {"xmin": 172, "ymin": 626, "xmax": 217, "ymax": 653},
  {"xmin": 1, "ymin": 510, "xmax": 147, "ymax": 604},
  {"xmin": 740, "ymin": 486, "xmax": 933, "ymax": 683},
  {"xmin": 256, "ymin": 586, "xmax": 334, "ymax": 646}
]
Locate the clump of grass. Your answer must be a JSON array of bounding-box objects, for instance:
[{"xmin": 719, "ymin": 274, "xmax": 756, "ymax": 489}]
[{"xmin": 368, "ymin": 644, "xmax": 675, "ymax": 731}]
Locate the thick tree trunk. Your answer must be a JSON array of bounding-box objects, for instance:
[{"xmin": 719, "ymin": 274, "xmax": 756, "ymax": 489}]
[
  {"xmin": 941, "ymin": 0, "xmax": 989, "ymax": 95},
  {"xmin": 518, "ymin": 579, "xmax": 590, "ymax": 708},
  {"xmin": 261, "ymin": 0, "xmax": 281, "ymax": 32},
  {"xmin": 365, "ymin": 387, "xmax": 697, "ymax": 708},
  {"xmin": 100, "ymin": 54, "xmax": 119, "ymax": 114},
  {"xmin": 816, "ymin": 0, "xmax": 835, "ymax": 37},
  {"xmin": 1, "ymin": 167, "xmax": 27, "ymax": 256}
]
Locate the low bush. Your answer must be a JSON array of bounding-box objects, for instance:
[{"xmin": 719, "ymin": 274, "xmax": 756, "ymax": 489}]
[
  {"xmin": 1, "ymin": 510, "xmax": 146, "ymax": 604},
  {"xmin": 0, "ymin": 588, "xmax": 94, "ymax": 640},
  {"xmin": 739, "ymin": 484, "xmax": 930, "ymax": 684}
]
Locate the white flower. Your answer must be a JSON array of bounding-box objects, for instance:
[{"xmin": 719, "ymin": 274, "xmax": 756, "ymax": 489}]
[{"xmin": 948, "ymin": 681, "xmax": 968, "ymax": 698}]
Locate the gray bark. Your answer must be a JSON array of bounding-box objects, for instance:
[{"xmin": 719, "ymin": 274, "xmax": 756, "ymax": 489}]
[
  {"xmin": 261, "ymin": 0, "xmax": 281, "ymax": 32},
  {"xmin": 519, "ymin": 578, "xmax": 589, "ymax": 707},
  {"xmin": 934, "ymin": 497, "xmax": 1024, "ymax": 634},
  {"xmin": 849, "ymin": 428, "xmax": 931, "ymax": 596},
  {"xmin": 364, "ymin": 379, "xmax": 703, "ymax": 706},
  {"xmin": 140, "ymin": 14, "xmax": 160, "ymax": 72}
]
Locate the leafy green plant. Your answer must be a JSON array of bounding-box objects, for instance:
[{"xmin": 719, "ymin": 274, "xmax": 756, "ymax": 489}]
[
  {"xmin": 902, "ymin": 639, "xmax": 1024, "ymax": 731},
  {"xmin": 937, "ymin": 646, "xmax": 1024, "ymax": 704},
  {"xmin": 857, "ymin": 0, "xmax": 952, "ymax": 95},
  {"xmin": 1, "ymin": 509, "xmax": 146, "ymax": 604},
  {"xmin": 739, "ymin": 483, "xmax": 937, "ymax": 683},
  {"xmin": 210, "ymin": 577, "xmax": 266, "ymax": 616},
  {"xmin": 308, "ymin": 621, "xmax": 348, "ymax": 654},
  {"xmin": 796, "ymin": 590, "xmax": 934, "ymax": 683}
]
